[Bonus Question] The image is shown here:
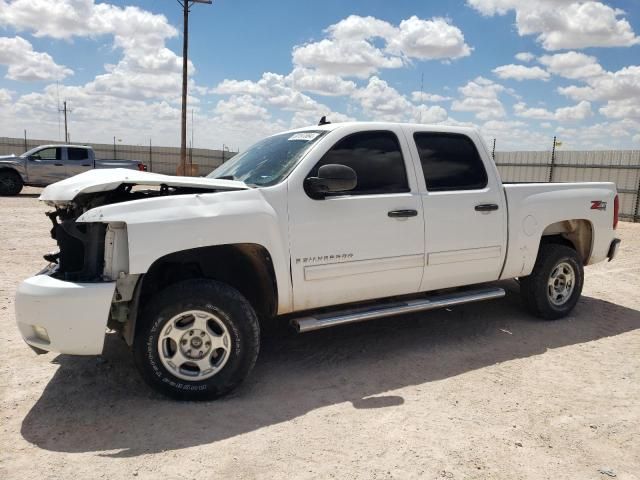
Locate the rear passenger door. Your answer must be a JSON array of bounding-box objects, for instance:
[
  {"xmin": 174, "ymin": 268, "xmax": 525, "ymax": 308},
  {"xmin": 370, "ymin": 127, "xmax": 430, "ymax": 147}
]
[
  {"xmin": 64, "ymin": 147, "xmax": 93, "ymax": 177},
  {"xmin": 287, "ymin": 128, "xmax": 425, "ymax": 311},
  {"xmin": 406, "ymin": 129, "xmax": 507, "ymax": 291}
]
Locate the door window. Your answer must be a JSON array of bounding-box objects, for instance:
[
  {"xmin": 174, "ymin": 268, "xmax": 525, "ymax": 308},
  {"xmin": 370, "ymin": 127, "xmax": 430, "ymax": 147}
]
[
  {"xmin": 67, "ymin": 147, "xmax": 89, "ymax": 161},
  {"xmin": 413, "ymin": 133, "xmax": 487, "ymax": 192},
  {"xmin": 34, "ymin": 147, "xmax": 61, "ymax": 160},
  {"xmin": 307, "ymin": 131, "xmax": 409, "ymax": 196}
]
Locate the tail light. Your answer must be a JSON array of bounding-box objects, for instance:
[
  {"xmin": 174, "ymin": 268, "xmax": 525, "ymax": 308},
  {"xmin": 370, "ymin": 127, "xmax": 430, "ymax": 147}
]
[
  {"xmin": 138, "ymin": 163, "xmax": 147, "ymax": 171},
  {"xmin": 613, "ymin": 194, "xmax": 619, "ymax": 230}
]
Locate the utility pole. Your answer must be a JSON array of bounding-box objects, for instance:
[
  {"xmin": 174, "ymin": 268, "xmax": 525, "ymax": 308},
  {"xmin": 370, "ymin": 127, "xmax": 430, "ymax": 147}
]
[
  {"xmin": 58, "ymin": 101, "xmax": 71, "ymax": 143},
  {"xmin": 492, "ymin": 138, "xmax": 496, "ymax": 160},
  {"xmin": 176, "ymin": 0, "xmax": 212, "ymax": 176}
]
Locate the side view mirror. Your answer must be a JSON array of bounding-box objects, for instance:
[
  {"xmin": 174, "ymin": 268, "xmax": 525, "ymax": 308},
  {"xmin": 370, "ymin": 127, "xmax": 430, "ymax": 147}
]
[
  {"xmin": 305, "ymin": 164, "xmax": 357, "ymax": 199},
  {"xmin": 30, "ymin": 154, "xmax": 41, "ymax": 161}
]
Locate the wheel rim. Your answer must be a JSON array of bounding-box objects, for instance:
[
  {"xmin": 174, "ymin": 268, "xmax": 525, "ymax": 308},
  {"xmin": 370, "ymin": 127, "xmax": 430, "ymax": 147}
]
[
  {"xmin": 547, "ymin": 261, "xmax": 576, "ymax": 306},
  {"xmin": 157, "ymin": 310, "xmax": 232, "ymax": 381}
]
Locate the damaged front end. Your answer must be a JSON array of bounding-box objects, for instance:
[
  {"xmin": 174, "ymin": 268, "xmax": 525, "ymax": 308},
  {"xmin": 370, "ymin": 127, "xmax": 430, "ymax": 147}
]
[
  {"xmin": 43, "ymin": 183, "xmax": 216, "ymax": 282},
  {"xmin": 45, "ymin": 209, "xmax": 106, "ymax": 282}
]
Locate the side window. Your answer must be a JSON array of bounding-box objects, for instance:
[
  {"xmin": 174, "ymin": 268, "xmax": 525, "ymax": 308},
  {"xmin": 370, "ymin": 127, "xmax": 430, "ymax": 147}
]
[
  {"xmin": 414, "ymin": 133, "xmax": 488, "ymax": 192},
  {"xmin": 35, "ymin": 147, "xmax": 61, "ymax": 160},
  {"xmin": 308, "ymin": 131, "xmax": 409, "ymax": 196},
  {"xmin": 67, "ymin": 147, "xmax": 89, "ymax": 161}
]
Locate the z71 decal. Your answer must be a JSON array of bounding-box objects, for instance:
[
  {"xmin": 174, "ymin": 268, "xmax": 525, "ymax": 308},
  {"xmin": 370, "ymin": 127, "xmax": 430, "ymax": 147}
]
[{"xmin": 591, "ymin": 200, "xmax": 607, "ymax": 211}]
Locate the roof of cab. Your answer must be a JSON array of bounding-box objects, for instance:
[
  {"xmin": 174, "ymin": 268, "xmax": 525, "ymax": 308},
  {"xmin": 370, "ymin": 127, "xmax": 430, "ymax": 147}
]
[{"xmin": 280, "ymin": 121, "xmax": 480, "ymax": 136}]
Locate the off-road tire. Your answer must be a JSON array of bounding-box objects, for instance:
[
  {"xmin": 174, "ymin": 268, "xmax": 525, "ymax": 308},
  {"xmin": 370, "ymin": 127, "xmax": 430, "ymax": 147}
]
[
  {"xmin": 133, "ymin": 279, "xmax": 260, "ymax": 400},
  {"xmin": 0, "ymin": 170, "xmax": 23, "ymax": 196},
  {"xmin": 520, "ymin": 244, "xmax": 583, "ymax": 320}
]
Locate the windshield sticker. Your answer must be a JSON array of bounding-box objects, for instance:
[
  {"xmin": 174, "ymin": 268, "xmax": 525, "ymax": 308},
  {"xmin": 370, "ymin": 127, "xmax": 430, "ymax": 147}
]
[{"xmin": 288, "ymin": 132, "xmax": 320, "ymax": 142}]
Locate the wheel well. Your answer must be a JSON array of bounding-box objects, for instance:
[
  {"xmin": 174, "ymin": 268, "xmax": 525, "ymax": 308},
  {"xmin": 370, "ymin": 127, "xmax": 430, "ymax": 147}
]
[
  {"xmin": 541, "ymin": 219, "xmax": 593, "ymax": 264},
  {"xmin": 138, "ymin": 244, "xmax": 278, "ymax": 321},
  {"xmin": 0, "ymin": 167, "xmax": 21, "ymax": 178}
]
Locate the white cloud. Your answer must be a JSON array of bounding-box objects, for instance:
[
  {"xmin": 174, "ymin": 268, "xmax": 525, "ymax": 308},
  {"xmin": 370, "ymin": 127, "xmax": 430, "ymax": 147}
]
[
  {"xmin": 292, "ymin": 14, "xmax": 471, "ymax": 78},
  {"xmin": 386, "ymin": 16, "xmax": 472, "ymax": 60},
  {"xmin": 214, "ymin": 95, "xmax": 270, "ymax": 122},
  {"xmin": 352, "ymin": 76, "xmax": 449, "ymax": 124},
  {"xmin": 292, "ymin": 37, "xmax": 402, "ymax": 79},
  {"xmin": 492, "ymin": 64, "xmax": 550, "ymax": 81},
  {"xmin": 0, "ymin": 88, "xmax": 12, "ymax": 103},
  {"xmin": 0, "ymin": 0, "xmax": 189, "ymax": 101},
  {"xmin": 515, "ymin": 52, "xmax": 535, "ymax": 62},
  {"xmin": 0, "ymin": 36, "xmax": 73, "ymax": 81},
  {"xmin": 599, "ymin": 98, "xmax": 640, "ymax": 120},
  {"xmin": 287, "ymin": 68, "xmax": 356, "ymax": 96},
  {"xmin": 538, "ymin": 51, "xmax": 604, "ymax": 79},
  {"xmin": 467, "ymin": 0, "xmax": 639, "ymax": 50},
  {"xmin": 514, "ymin": 100, "xmax": 592, "ymax": 121},
  {"xmin": 411, "ymin": 91, "xmax": 451, "ymax": 103},
  {"xmin": 451, "ymin": 77, "xmax": 506, "ymax": 119},
  {"xmin": 556, "ymin": 64, "xmax": 640, "ymax": 120}
]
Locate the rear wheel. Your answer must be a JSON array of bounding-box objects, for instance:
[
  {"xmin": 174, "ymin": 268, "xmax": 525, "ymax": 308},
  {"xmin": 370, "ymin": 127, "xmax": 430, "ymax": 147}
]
[
  {"xmin": 0, "ymin": 170, "xmax": 23, "ymax": 196},
  {"xmin": 133, "ymin": 279, "xmax": 260, "ymax": 400},
  {"xmin": 520, "ymin": 244, "xmax": 583, "ymax": 320}
]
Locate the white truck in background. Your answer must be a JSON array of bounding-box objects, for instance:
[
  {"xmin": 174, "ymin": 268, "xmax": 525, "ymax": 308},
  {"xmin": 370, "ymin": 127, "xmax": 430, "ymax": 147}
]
[{"xmin": 15, "ymin": 122, "xmax": 620, "ymax": 400}]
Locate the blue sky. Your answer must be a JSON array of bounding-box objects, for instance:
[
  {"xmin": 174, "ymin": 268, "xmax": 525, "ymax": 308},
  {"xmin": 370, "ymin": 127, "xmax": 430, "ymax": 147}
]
[{"xmin": 0, "ymin": 0, "xmax": 638, "ymax": 150}]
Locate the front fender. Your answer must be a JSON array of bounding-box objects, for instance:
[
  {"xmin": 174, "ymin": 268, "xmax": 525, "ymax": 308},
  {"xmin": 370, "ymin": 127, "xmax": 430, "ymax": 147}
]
[
  {"xmin": 0, "ymin": 160, "xmax": 27, "ymax": 181},
  {"xmin": 77, "ymin": 188, "xmax": 293, "ymax": 313}
]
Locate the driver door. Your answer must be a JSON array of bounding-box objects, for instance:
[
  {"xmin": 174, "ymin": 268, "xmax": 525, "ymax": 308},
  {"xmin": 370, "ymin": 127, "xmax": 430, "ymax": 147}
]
[
  {"xmin": 27, "ymin": 147, "xmax": 65, "ymax": 186},
  {"xmin": 287, "ymin": 128, "xmax": 425, "ymax": 311}
]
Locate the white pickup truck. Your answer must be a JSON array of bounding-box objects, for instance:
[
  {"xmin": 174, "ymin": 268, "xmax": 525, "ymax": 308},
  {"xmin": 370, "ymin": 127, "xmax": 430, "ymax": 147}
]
[{"xmin": 15, "ymin": 122, "xmax": 620, "ymax": 400}]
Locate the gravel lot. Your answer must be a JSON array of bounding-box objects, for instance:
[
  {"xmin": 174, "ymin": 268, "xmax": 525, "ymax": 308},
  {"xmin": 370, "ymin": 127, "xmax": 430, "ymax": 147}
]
[{"xmin": 1, "ymin": 187, "xmax": 639, "ymax": 480}]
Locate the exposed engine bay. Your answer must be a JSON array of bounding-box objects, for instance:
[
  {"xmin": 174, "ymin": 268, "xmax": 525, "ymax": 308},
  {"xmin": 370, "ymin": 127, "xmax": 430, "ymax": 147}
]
[{"xmin": 44, "ymin": 183, "xmax": 226, "ymax": 282}]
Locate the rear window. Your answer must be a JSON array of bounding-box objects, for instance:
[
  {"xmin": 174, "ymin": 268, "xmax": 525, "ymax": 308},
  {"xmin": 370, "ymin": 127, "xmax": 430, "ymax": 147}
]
[
  {"xmin": 67, "ymin": 147, "xmax": 89, "ymax": 161},
  {"xmin": 414, "ymin": 132, "xmax": 488, "ymax": 192}
]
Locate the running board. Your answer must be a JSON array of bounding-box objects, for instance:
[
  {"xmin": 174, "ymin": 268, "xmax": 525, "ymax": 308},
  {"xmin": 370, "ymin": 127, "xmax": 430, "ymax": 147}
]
[{"xmin": 291, "ymin": 287, "xmax": 506, "ymax": 333}]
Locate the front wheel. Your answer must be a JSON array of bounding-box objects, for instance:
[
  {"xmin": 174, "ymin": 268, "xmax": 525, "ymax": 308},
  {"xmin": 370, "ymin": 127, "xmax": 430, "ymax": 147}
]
[
  {"xmin": 520, "ymin": 244, "xmax": 584, "ymax": 320},
  {"xmin": 0, "ymin": 170, "xmax": 23, "ymax": 196},
  {"xmin": 133, "ymin": 279, "xmax": 260, "ymax": 400}
]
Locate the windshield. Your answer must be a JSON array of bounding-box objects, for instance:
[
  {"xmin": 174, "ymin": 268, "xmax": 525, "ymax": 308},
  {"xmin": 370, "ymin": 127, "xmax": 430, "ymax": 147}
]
[
  {"xmin": 208, "ymin": 130, "xmax": 327, "ymax": 186},
  {"xmin": 19, "ymin": 146, "xmax": 45, "ymax": 158}
]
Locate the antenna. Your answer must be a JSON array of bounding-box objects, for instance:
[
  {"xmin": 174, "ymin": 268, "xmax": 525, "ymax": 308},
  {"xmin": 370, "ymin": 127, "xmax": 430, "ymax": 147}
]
[
  {"xmin": 318, "ymin": 116, "xmax": 331, "ymax": 126},
  {"xmin": 56, "ymin": 82, "xmax": 61, "ymax": 141},
  {"xmin": 419, "ymin": 72, "xmax": 424, "ymax": 124}
]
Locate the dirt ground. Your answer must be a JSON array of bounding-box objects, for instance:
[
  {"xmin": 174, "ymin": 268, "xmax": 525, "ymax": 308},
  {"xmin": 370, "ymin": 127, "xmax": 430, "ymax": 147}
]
[{"xmin": 1, "ymin": 187, "xmax": 639, "ymax": 480}]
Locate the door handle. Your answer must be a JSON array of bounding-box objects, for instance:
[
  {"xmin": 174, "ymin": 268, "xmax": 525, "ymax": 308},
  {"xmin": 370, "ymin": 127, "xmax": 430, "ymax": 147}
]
[
  {"xmin": 475, "ymin": 204, "xmax": 499, "ymax": 212},
  {"xmin": 54, "ymin": 163, "xmax": 63, "ymax": 166},
  {"xmin": 388, "ymin": 209, "xmax": 418, "ymax": 218},
  {"xmin": 81, "ymin": 164, "xmax": 91, "ymax": 167}
]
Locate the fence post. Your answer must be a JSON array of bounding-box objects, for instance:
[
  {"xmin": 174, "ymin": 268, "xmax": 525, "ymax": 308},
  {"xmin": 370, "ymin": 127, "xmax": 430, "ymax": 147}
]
[
  {"xmin": 548, "ymin": 136, "xmax": 557, "ymax": 182},
  {"xmin": 113, "ymin": 136, "xmax": 116, "ymax": 160},
  {"xmin": 634, "ymin": 151, "xmax": 640, "ymax": 223},
  {"xmin": 492, "ymin": 138, "xmax": 496, "ymax": 160},
  {"xmin": 149, "ymin": 138, "xmax": 153, "ymax": 173}
]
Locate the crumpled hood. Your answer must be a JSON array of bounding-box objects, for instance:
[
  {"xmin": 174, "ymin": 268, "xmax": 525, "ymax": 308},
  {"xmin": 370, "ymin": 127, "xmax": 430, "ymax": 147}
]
[{"xmin": 40, "ymin": 168, "xmax": 248, "ymax": 203}]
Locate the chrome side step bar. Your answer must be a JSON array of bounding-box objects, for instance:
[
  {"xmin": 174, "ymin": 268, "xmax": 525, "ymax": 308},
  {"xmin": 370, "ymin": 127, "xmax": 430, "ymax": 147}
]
[{"xmin": 291, "ymin": 287, "xmax": 506, "ymax": 333}]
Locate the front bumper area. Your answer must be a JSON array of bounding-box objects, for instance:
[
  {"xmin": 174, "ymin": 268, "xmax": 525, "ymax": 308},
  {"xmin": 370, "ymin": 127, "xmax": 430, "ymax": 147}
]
[{"xmin": 16, "ymin": 273, "xmax": 116, "ymax": 355}]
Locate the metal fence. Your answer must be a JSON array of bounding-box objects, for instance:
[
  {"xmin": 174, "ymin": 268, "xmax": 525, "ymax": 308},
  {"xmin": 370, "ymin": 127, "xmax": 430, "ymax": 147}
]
[
  {"xmin": 2, "ymin": 135, "xmax": 639, "ymax": 222},
  {"xmin": 0, "ymin": 136, "xmax": 236, "ymax": 176},
  {"xmin": 494, "ymin": 150, "xmax": 640, "ymax": 222}
]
